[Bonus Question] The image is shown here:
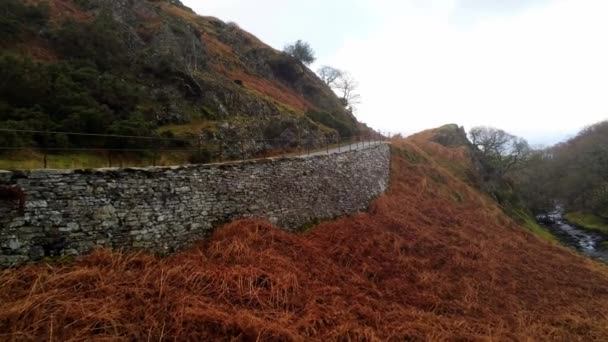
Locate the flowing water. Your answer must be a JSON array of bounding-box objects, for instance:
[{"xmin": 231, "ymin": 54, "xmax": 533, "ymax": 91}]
[{"xmin": 538, "ymin": 210, "xmax": 608, "ymax": 263}]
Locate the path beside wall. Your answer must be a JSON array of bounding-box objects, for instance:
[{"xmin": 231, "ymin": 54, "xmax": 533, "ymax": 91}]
[{"xmin": 0, "ymin": 143, "xmax": 390, "ymax": 267}]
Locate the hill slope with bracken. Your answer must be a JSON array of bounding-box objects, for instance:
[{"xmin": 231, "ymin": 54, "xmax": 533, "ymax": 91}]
[
  {"xmin": 0, "ymin": 0, "xmax": 362, "ymax": 160},
  {"xmin": 2, "ymin": 130, "xmax": 608, "ymax": 340}
]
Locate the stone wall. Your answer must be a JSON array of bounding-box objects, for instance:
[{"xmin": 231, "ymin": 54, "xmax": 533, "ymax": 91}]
[{"xmin": 0, "ymin": 144, "xmax": 390, "ymax": 267}]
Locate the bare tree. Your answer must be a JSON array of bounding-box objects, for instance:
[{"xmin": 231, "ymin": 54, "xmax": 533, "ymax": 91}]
[
  {"xmin": 317, "ymin": 66, "xmax": 343, "ymax": 87},
  {"xmin": 334, "ymin": 72, "xmax": 361, "ymax": 108},
  {"xmin": 469, "ymin": 126, "xmax": 531, "ymax": 177}
]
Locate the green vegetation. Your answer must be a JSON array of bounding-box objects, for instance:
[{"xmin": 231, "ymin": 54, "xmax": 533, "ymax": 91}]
[
  {"xmin": 0, "ymin": 0, "xmax": 49, "ymax": 42},
  {"xmin": 0, "ymin": 0, "xmax": 367, "ymax": 170},
  {"xmin": 394, "ymin": 146, "xmax": 428, "ymax": 165},
  {"xmin": 515, "ymin": 121, "xmax": 608, "ymax": 219},
  {"xmin": 306, "ymin": 111, "xmax": 357, "ymax": 138},
  {"xmin": 0, "ymin": 53, "xmax": 162, "ymax": 148},
  {"xmin": 283, "ymin": 39, "xmax": 316, "ymax": 65},
  {"xmin": 509, "ymin": 207, "xmax": 557, "ymax": 243},
  {"xmin": 0, "ymin": 150, "xmax": 195, "ymax": 170},
  {"xmin": 564, "ymin": 212, "xmax": 608, "ymax": 234},
  {"xmin": 0, "ymin": 4, "xmax": 210, "ymax": 162},
  {"xmin": 465, "ymin": 122, "xmax": 608, "ymax": 242},
  {"xmin": 53, "ymin": 14, "xmax": 130, "ymax": 71}
]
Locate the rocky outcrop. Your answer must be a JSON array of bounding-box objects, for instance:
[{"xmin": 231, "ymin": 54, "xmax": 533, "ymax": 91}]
[
  {"xmin": 74, "ymin": 0, "xmax": 358, "ymax": 139},
  {"xmin": 431, "ymin": 124, "xmax": 472, "ymax": 148}
]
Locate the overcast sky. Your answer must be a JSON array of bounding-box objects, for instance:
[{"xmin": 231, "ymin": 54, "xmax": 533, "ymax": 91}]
[{"xmin": 183, "ymin": 0, "xmax": 608, "ymax": 145}]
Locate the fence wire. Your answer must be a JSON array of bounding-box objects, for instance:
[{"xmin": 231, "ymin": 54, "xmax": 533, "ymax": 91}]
[{"xmin": 0, "ymin": 128, "xmax": 396, "ymax": 169}]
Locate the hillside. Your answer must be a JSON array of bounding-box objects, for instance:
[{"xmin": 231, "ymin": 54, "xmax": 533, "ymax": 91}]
[
  {"xmin": 0, "ymin": 0, "xmax": 363, "ymax": 162},
  {"xmin": 2, "ymin": 131, "xmax": 608, "ymax": 340},
  {"xmin": 518, "ymin": 121, "xmax": 608, "ymax": 220}
]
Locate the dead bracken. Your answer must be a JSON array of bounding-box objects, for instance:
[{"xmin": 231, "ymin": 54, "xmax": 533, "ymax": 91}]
[{"xmin": 1, "ymin": 138, "xmax": 608, "ymax": 341}]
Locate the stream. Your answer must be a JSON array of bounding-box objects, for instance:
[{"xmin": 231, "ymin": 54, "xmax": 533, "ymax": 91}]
[{"xmin": 537, "ymin": 210, "xmax": 608, "ymax": 263}]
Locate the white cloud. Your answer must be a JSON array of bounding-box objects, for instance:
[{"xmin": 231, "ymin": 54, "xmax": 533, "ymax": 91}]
[{"xmin": 324, "ymin": 0, "xmax": 608, "ymax": 144}]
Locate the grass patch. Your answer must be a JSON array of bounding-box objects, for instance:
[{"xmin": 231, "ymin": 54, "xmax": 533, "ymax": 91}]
[
  {"xmin": 0, "ymin": 150, "xmax": 192, "ymax": 170},
  {"xmin": 510, "ymin": 207, "xmax": 557, "ymax": 243},
  {"xmin": 394, "ymin": 145, "xmax": 428, "ymax": 164},
  {"xmin": 157, "ymin": 120, "xmax": 218, "ymax": 137},
  {"xmin": 564, "ymin": 212, "xmax": 608, "ymax": 234}
]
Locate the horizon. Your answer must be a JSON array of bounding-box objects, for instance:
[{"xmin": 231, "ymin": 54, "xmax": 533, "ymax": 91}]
[{"xmin": 183, "ymin": 0, "xmax": 608, "ymax": 146}]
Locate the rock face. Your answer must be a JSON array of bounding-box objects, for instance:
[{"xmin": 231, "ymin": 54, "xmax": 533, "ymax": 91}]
[
  {"xmin": 0, "ymin": 144, "xmax": 391, "ymax": 267},
  {"xmin": 431, "ymin": 124, "xmax": 472, "ymax": 148},
  {"xmin": 14, "ymin": 0, "xmax": 361, "ymax": 144}
]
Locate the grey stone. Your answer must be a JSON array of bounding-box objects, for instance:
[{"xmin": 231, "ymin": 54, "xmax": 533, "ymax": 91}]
[
  {"xmin": 7, "ymin": 238, "xmax": 22, "ymax": 251},
  {"xmin": 94, "ymin": 205, "xmax": 117, "ymax": 220},
  {"xmin": 0, "ymin": 144, "xmax": 391, "ymax": 267}
]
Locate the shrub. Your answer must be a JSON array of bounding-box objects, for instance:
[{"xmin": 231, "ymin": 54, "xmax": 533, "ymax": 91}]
[
  {"xmin": 268, "ymin": 55, "xmax": 304, "ymax": 84},
  {"xmin": 54, "ymin": 13, "xmax": 129, "ymax": 70},
  {"xmin": 0, "ymin": 53, "xmax": 166, "ymax": 149},
  {"xmin": 306, "ymin": 111, "xmax": 357, "ymax": 138},
  {"xmin": 283, "ymin": 40, "xmax": 315, "ymax": 65},
  {"xmin": 189, "ymin": 148, "xmax": 213, "ymax": 164},
  {"xmin": 0, "ymin": 0, "xmax": 48, "ymax": 43}
]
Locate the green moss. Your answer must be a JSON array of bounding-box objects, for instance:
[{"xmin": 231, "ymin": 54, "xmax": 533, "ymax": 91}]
[
  {"xmin": 564, "ymin": 212, "xmax": 608, "ymax": 233},
  {"xmin": 0, "ymin": 150, "xmax": 193, "ymax": 170},
  {"xmin": 509, "ymin": 207, "xmax": 557, "ymax": 243},
  {"xmin": 395, "ymin": 146, "xmax": 428, "ymax": 165},
  {"xmin": 451, "ymin": 191, "xmax": 464, "ymax": 204},
  {"xmin": 306, "ymin": 111, "xmax": 357, "ymax": 138},
  {"xmin": 158, "ymin": 120, "xmax": 218, "ymax": 137},
  {"xmin": 42, "ymin": 255, "xmax": 75, "ymax": 266}
]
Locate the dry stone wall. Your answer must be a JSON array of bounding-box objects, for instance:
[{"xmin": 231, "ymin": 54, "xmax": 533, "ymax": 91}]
[{"xmin": 0, "ymin": 144, "xmax": 390, "ymax": 267}]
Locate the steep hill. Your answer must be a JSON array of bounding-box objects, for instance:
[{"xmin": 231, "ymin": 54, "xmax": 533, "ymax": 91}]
[
  {"xmin": 2, "ymin": 131, "xmax": 608, "ymax": 340},
  {"xmin": 0, "ymin": 0, "xmax": 363, "ymax": 159}
]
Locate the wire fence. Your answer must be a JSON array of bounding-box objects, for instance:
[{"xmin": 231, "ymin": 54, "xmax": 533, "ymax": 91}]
[{"xmin": 0, "ymin": 128, "xmax": 398, "ymax": 169}]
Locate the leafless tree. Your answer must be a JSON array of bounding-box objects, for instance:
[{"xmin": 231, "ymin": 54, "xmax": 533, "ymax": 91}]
[
  {"xmin": 469, "ymin": 126, "xmax": 531, "ymax": 177},
  {"xmin": 334, "ymin": 72, "xmax": 361, "ymax": 108},
  {"xmin": 317, "ymin": 66, "xmax": 343, "ymax": 87}
]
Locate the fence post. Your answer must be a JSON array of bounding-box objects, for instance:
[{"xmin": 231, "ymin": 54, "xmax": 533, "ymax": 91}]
[
  {"xmin": 154, "ymin": 140, "xmax": 160, "ymax": 167},
  {"xmin": 108, "ymin": 151, "xmax": 112, "ymax": 168},
  {"xmin": 326, "ymin": 138, "xmax": 329, "ymax": 154},
  {"xmin": 338, "ymin": 136, "xmax": 341, "ymax": 153},
  {"xmin": 43, "ymin": 152, "xmax": 47, "ymax": 169},
  {"xmin": 297, "ymin": 131, "xmax": 301, "ymax": 157},
  {"xmin": 240, "ymin": 139, "xmax": 245, "ymax": 161},
  {"xmin": 218, "ymin": 139, "xmax": 223, "ymax": 162}
]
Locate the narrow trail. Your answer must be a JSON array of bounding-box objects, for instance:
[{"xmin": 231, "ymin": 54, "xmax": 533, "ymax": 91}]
[{"xmin": 303, "ymin": 141, "xmax": 384, "ymax": 157}]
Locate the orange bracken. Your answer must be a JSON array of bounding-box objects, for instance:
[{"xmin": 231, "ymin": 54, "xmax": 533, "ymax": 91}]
[{"xmin": 1, "ymin": 137, "xmax": 608, "ymax": 341}]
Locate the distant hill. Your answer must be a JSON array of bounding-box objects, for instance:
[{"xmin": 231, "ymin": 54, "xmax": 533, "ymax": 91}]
[{"xmin": 0, "ymin": 0, "xmax": 364, "ymax": 159}]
